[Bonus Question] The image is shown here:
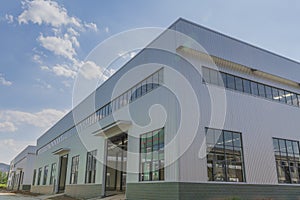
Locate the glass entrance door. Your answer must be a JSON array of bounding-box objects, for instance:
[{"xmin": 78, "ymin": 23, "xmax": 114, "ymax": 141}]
[{"xmin": 105, "ymin": 133, "xmax": 127, "ymax": 195}]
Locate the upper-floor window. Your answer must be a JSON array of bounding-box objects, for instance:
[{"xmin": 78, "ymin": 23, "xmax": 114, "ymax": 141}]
[
  {"xmin": 273, "ymin": 138, "xmax": 300, "ymax": 184},
  {"xmin": 206, "ymin": 128, "xmax": 245, "ymax": 182},
  {"xmin": 202, "ymin": 66, "xmax": 300, "ymax": 107},
  {"xmin": 140, "ymin": 128, "xmax": 164, "ymax": 181}
]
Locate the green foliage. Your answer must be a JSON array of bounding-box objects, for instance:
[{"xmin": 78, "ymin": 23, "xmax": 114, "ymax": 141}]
[{"xmin": 0, "ymin": 171, "xmax": 8, "ymax": 185}]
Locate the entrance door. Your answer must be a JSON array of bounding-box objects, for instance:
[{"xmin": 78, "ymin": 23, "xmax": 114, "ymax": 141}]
[
  {"xmin": 105, "ymin": 133, "xmax": 128, "ymax": 196},
  {"xmin": 58, "ymin": 154, "xmax": 68, "ymax": 193}
]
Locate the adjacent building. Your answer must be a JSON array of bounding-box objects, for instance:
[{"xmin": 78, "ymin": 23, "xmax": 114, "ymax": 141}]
[
  {"xmin": 10, "ymin": 18, "xmax": 300, "ymax": 199},
  {"xmin": 7, "ymin": 145, "xmax": 36, "ymax": 191}
]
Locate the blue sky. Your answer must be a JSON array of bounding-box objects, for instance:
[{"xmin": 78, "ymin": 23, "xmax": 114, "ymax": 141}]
[{"xmin": 0, "ymin": 0, "xmax": 300, "ymax": 164}]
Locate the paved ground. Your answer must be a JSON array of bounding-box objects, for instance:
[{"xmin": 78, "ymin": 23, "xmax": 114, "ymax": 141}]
[
  {"xmin": 0, "ymin": 191, "xmax": 40, "ymax": 200},
  {"xmin": 0, "ymin": 190, "xmax": 125, "ymax": 200}
]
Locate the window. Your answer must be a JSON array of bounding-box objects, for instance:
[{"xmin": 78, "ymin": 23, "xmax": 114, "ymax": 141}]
[
  {"xmin": 251, "ymin": 82, "xmax": 259, "ymax": 96},
  {"xmin": 70, "ymin": 156, "xmax": 80, "ymax": 184},
  {"xmin": 86, "ymin": 150, "xmax": 97, "ymax": 183},
  {"xmin": 242, "ymin": 79, "xmax": 251, "ymax": 94},
  {"xmin": 265, "ymin": 86, "xmax": 273, "ymax": 100},
  {"xmin": 37, "ymin": 167, "xmax": 42, "ymax": 185},
  {"xmin": 227, "ymin": 74, "xmax": 235, "ymax": 90},
  {"xmin": 206, "ymin": 128, "xmax": 245, "ymax": 182},
  {"xmin": 273, "ymin": 138, "xmax": 300, "ymax": 184},
  {"xmin": 292, "ymin": 94, "xmax": 299, "ymax": 106},
  {"xmin": 32, "ymin": 169, "xmax": 36, "ymax": 185},
  {"xmin": 43, "ymin": 165, "xmax": 49, "ymax": 185},
  {"xmin": 221, "ymin": 72, "xmax": 227, "ymax": 87},
  {"xmin": 140, "ymin": 128, "xmax": 164, "ymax": 181},
  {"xmin": 278, "ymin": 89, "xmax": 286, "ymax": 103},
  {"xmin": 50, "ymin": 163, "xmax": 57, "ymax": 185},
  {"xmin": 202, "ymin": 66, "xmax": 300, "ymax": 108},
  {"xmin": 209, "ymin": 69, "xmax": 220, "ymax": 86},
  {"xmin": 234, "ymin": 77, "xmax": 243, "ymax": 92},
  {"xmin": 272, "ymin": 88, "xmax": 279, "ymax": 101},
  {"xmin": 258, "ymin": 83, "xmax": 266, "ymax": 98}
]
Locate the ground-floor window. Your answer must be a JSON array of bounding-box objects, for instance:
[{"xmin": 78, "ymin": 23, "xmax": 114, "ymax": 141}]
[
  {"xmin": 37, "ymin": 167, "xmax": 42, "ymax": 185},
  {"xmin": 85, "ymin": 150, "xmax": 97, "ymax": 183},
  {"xmin": 140, "ymin": 128, "xmax": 164, "ymax": 181},
  {"xmin": 43, "ymin": 165, "xmax": 49, "ymax": 185},
  {"xmin": 50, "ymin": 163, "xmax": 57, "ymax": 185},
  {"xmin": 273, "ymin": 138, "xmax": 300, "ymax": 184},
  {"xmin": 70, "ymin": 155, "xmax": 80, "ymax": 184},
  {"xmin": 32, "ymin": 169, "xmax": 36, "ymax": 185},
  {"xmin": 206, "ymin": 128, "xmax": 245, "ymax": 182}
]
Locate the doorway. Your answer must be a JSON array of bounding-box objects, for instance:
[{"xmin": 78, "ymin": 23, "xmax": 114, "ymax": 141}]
[
  {"xmin": 105, "ymin": 133, "xmax": 128, "ymax": 196},
  {"xmin": 58, "ymin": 154, "xmax": 68, "ymax": 193}
]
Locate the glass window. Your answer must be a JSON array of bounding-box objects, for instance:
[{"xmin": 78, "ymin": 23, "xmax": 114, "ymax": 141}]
[
  {"xmin": 152, "ymin": 72, "xmax": 159, "ymax": 89},
  {"xmin": 251, "ymin": 82, "xmax": 259, "ymax": 96},
  {"xmin": 272, "ymin": 88, "xmax": 280, "ymax": 101},
  {"xmin": 32, "ymin": 169, "xmax": 36, "ymax": 185},
  {"xmin": 278, "ymin": 89, "xmax": 286, "ymax": 103},
  {"xmin": 141, "ymin": 80, "xmax": 147, "ymax": 96},
  {"xmin": 70, "ymin": 155, "xmax": 79, "ymax": 184},
  {"xmin": 86, "ymin": 150, "xmax": 97, "ymax": 183},
  {"xmin": 258, "ymin": 83, "xmax": 266, "ymax": 98},
  {"xmin": 202, "ymin": 67, "xmax": 210, "ymax": 83},
  {"xmin": 227, "ymin": 74, "xmax": 235, "ymax": 90},
  {"xmin": 243, "ymin": 79, "xmax": 251, "ymax": 94},
  {"xmin": 219, "ymin": 72, "xmax": 226, "ymax": 88},
  {"xmin": 43, "ymin": 165, "xmax": 49, "ymax": 185},
  {"xmin": 273, "ymin": 138, "xmax": 300, "ymax": 184},
  {"xmin": 50, "ymin": 163, "xmax": 57, "ymax": 185},
  {"xmin": 37, "ymin": 168, "xmax": 42, "ymax": 185},
  {"xmin": 209, "ymin": 69, "xmax": 219, "ymax": 86},
  {"xmin": 234, "ymin": 77, "xmax": 243, "ymax": 92},
  {"xmin": 265, "ymin": 86, "xmax": 273, "ymax": 100},
  {"xmin": 285, "ymin": 91, "xmax": 293, "ymax": 105},
  {"xmin": 140, "ymin": 128, "xmax": 164, "ymax": 181},
  {"xmin": 206, "ymin": 128, "xmax": 245, "ymax": 182},
  {"xmin": 291, "ymin": 94, "xmax": 298, "ymax": 106}
]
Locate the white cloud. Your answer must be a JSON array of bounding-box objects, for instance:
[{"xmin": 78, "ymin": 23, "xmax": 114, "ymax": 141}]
[
  {"xmin": 35, "ymin": 78, "xmax": 52, "ymax": 89},
  {"xmin": 18, "ymin": 0, "xmax": 81, "ymax": 28},
  {"xmin": 0, "ymin": 122, "xmax": 17, "ymax": 132},
  {"xmin": 84, "ymin": 22, "xmax": 98, "ymax": 32},
  {"xmin": 38, "ymin": 34, "xmax": 76, "ymax": 61},
  {"xmin": 0, "ymin": 139, "xmax": 36, "ymax": 163},
  {"xmin": 52, "ymin": 64, "xmax": 77, "ymax": 78},
  {"xmin": 0, "ymin": 109, "xmax": 68, "ymax": 129},
  {"xmin": 0, "ymin": 74, "xmax": 12, "ymax": 86},
  {"xmin": 79, "ymin": 61, "xmax": 115, "ymax": 81},
  {"xmin": 5, "ymin": 14, "xmax": 14, "ymax": 24},
  {"xmin": 105, "ymin": 27, "xmax": 109, "ymax": 33},
  {"xmin": 32, "ymin": 54, "xmax": 43, "ymax": 64},
  {"xmin": 40, "ymin": 65, "xmax": 50, "ymax": 71},
  {"xmin": 67, "ymin": 27, "xmax": 79, "ymax": 36}
]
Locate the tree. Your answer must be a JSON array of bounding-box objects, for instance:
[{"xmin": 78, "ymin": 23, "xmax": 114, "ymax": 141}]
[{"xmin": 0, "ymin": 171, "xmax": 8, "ymax": 184}]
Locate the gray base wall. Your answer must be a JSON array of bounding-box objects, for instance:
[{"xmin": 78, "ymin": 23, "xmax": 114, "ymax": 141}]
[
  {"xmin": 126, "ymin": 182, "xmax": 300, "ymax": 200},
  {"xmin": 31, "ymin": 185, "xmax": 53, "ymax": 194},
  {"xmin": 31, "ymin": 184, "xmax": 102, "ymax": 199},
  {"xmin": 65, "ymin": 184, "xmax": 102, "ymax": 199}
]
